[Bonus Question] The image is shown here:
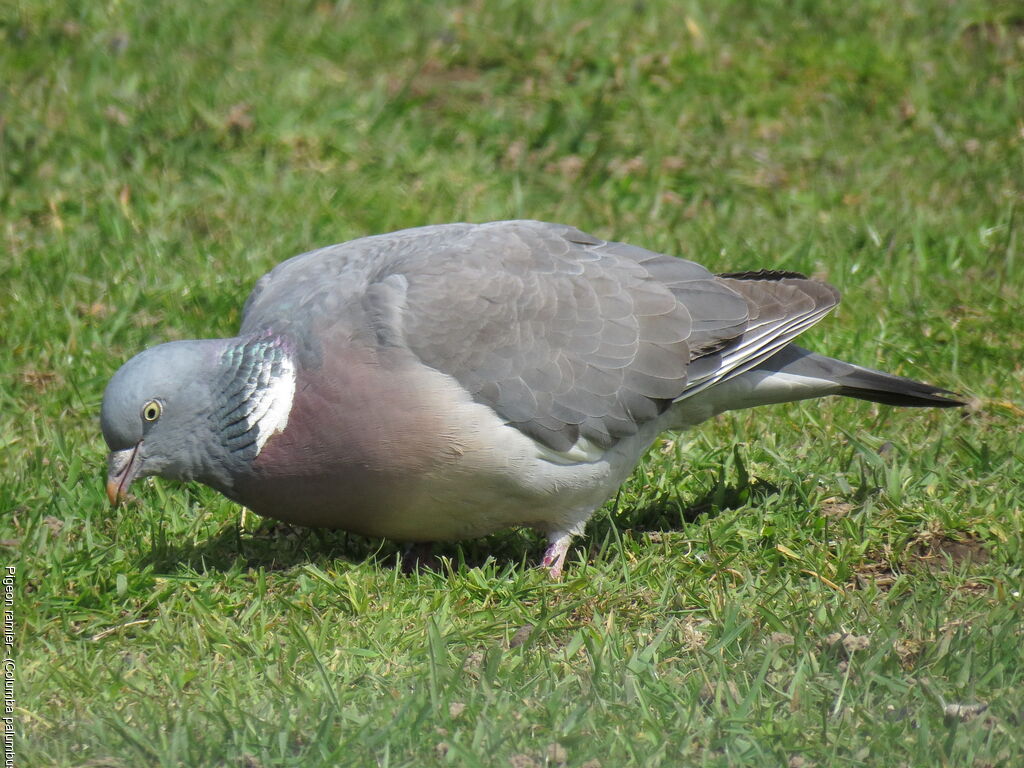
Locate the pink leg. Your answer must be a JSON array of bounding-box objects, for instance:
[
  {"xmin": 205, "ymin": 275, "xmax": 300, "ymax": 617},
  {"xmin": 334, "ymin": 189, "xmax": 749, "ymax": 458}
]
[{"xmin": 541, "ymin": 532, "xmax": 573, "ymax": 580}]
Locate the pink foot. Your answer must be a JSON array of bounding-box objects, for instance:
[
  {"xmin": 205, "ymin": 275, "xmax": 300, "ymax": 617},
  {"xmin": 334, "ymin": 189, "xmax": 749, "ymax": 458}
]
[{"xmin": 541, "ymin": 533, "xmax": 572, "ymax": 580}]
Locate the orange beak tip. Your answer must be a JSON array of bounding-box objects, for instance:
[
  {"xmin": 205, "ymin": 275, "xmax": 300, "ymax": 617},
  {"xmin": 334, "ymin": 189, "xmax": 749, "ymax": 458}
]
[
  {"xmin": 106, "ymin": 443, "xmax": 142, "ymax": 507},
  {"xmin": 106, "ymin": 478, "xmax": 123, "ymax": 507}
]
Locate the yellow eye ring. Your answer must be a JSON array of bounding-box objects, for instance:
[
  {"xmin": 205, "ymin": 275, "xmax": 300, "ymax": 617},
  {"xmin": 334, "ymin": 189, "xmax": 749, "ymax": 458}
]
[{"xmin": 142, "ymin": 400, "xmax": 162, "ymax": 422}]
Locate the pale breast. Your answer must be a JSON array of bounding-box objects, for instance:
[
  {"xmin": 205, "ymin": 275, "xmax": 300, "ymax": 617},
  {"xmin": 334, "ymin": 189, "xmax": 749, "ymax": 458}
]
[{"xmin": 238, "ymin": 341, "xmax": 644, "ymax": 540}]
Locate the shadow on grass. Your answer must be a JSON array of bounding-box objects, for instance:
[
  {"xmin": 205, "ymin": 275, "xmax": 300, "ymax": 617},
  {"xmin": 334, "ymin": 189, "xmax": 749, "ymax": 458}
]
[
  {"xmin": 606, "ymin": 476, "xmax": 781, "ymax": 534},
  {"xmin": 139, "ymin": 475, "xmax": 782, "ymax": 576},
  {"xmin": 139, "ymin": 521, "xmax": 540, "ymax": 576}
]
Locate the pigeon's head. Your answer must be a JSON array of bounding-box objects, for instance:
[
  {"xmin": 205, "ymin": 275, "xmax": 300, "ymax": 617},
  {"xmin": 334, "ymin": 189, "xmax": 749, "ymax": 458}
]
[{"xmin": 101, "ymin": 339, "xmax": 230, "ymax": 505}]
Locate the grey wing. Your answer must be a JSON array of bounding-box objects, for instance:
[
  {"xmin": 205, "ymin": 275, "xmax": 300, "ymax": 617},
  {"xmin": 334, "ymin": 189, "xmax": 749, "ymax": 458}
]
[
  {"xmin": 239, "ymin": 223, "xmax": 483, "ymax": 339},
  {"xmin": 241, "ymin": 271, "xmax": 273, "ymax": 328},
  {"xmin": 366, "ymin": 220, "xmax": 838, "ymax": 452}
]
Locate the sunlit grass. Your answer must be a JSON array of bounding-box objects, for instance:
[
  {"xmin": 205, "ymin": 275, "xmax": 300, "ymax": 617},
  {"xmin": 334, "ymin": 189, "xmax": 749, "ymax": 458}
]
[{"xmin": 4, "ymin": 0, "xmax": 1022, "ymax": 765}]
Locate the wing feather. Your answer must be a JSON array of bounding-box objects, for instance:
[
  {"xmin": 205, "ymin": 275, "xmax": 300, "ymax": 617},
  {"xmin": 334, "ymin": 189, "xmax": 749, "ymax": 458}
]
[{"xmin": 240, "ymin": 221, "xmax": 841, "ymax": 453}]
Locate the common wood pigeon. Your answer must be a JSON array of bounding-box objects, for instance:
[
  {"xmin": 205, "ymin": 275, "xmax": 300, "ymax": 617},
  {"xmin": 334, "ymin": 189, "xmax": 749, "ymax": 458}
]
[{"xmin": 101, "ymin": 221, "xmax": 962, "ymax": 577}]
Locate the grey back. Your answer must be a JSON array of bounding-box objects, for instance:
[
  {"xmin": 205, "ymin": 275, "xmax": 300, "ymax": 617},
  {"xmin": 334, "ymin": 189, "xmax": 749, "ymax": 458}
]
[{"xmin": 241, "ymin": 221, "xmax": 838, "ymax": 452}]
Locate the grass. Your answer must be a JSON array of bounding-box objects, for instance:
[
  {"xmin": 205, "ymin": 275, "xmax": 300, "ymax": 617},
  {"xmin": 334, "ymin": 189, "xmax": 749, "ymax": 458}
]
[{"xmin": 3, "ymin": 0, "xmax": 1023, "ymax": 765}]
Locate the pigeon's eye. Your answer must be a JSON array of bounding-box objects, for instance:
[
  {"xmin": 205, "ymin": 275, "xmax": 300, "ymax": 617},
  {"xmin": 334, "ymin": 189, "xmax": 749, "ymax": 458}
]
[{"xmin": 142, "ymin": 400, "xmax": 162, "ymax": 422}]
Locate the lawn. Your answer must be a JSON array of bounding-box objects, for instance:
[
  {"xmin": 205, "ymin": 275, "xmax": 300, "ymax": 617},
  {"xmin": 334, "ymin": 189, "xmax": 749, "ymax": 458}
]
[{"xmin": 3, "ymin": 0, "xmax": 1023, "ymax": 765}]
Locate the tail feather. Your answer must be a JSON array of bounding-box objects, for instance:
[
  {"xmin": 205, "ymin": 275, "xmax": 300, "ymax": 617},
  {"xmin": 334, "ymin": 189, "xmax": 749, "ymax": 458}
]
[{"xmin": 756, "ymin": 345, "xmax": 965, "ymax": 408}]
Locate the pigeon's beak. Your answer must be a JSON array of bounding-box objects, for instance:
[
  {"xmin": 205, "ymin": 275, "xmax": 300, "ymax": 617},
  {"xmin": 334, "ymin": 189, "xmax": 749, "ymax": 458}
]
[{"xmin": 106, "ymin": 443, "xmax": 143, "ymax": 506}]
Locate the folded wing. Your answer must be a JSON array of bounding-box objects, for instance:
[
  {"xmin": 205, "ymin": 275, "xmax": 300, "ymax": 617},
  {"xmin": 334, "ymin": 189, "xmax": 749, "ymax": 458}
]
[{"xmin": 371, "ymin": 221, "xmax": 840, "ymax": 452}]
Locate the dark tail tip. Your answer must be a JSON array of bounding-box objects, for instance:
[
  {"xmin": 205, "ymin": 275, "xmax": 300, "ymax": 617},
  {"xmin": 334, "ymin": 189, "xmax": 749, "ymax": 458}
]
[
  {"xmin": 838, "ymin": 374, "xmax": 966, "ymax": 409},
  {"xmin": 755, "ymin": 345, "xmax": 965, "ymax": 409}
]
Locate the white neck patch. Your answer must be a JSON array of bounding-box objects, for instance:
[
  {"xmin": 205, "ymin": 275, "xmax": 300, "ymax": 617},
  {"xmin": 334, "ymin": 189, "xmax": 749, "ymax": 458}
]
[
  {"xmin": 250, "ymin": 355, "xmax": 296, "ymax": 455},
  {"xmin": 218, "ymin": 339, "xmax": 297, "ymax": 458}
]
